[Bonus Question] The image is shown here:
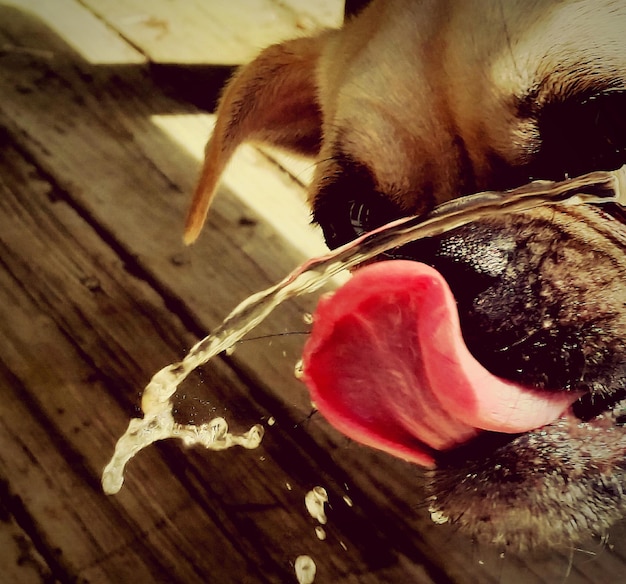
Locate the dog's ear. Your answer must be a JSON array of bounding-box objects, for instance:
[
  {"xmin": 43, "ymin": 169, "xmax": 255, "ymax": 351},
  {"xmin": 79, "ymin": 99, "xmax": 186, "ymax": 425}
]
[{"xmin": 184, "ymin": 34, "xmax": 327, "ymax": 244}]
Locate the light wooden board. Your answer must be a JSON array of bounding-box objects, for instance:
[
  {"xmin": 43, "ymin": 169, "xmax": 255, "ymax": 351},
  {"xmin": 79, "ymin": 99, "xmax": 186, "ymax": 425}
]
[
  {"xmin": 3, "ymin": 0, "xmax": 146, "ymax": 64},
  {"xmin": 78, "ymin": 0, "xmax": 343, "ymax": 65}
]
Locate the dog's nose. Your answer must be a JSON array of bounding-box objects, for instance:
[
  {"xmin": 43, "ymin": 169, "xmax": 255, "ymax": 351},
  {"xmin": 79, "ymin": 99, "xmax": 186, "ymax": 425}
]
[
  {"xmin": 372, "ymin": 216, "xmax": 614, "ymax": 397},
  {"xmin": 383, "ymin": 219, "xmax": 510, "ymax": 285}
]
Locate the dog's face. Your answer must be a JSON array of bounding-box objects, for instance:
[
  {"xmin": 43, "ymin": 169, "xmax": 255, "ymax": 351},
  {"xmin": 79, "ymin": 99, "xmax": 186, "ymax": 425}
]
[{"xmin": 185, "ymin": 0, "xmax": 626, "ymax": 550}]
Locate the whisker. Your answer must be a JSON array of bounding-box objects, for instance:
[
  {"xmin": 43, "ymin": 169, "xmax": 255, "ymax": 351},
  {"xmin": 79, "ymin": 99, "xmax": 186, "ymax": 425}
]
[{"xmin": 236, "ymin": 331, "xmax": 311, "ymax": 344}]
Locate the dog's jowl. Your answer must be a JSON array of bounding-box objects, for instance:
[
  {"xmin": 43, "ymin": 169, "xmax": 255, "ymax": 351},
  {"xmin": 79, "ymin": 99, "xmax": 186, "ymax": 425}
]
[{"xmin": 185, "ymin": 0, "xmax": 626, "ymax": 550}]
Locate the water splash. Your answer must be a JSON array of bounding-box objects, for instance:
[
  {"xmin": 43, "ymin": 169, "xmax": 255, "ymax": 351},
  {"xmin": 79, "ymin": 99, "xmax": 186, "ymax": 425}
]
[
  {"xmin": 102, "ymin": 166, "xmax": 626, "ymax": 494},
  {"xmin": 102, "ymin": 414, "xmax": 264, "ymax": 495}
]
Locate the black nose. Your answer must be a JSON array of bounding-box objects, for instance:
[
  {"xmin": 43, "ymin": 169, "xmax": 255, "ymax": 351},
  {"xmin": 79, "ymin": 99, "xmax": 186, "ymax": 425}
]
[
  {"xmin": 382, "ymin": 220, "xmax": 510, "ymax": 297},
  {"xmin": 389, "ymin": 217, "xmax": 602, "ymax": 394}
]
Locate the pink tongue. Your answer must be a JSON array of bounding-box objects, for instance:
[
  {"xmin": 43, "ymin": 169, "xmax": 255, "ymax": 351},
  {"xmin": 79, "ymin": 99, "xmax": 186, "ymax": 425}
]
[{"xmin": 301, "ymin": 260, "xmax": 580, "ymax": 467}]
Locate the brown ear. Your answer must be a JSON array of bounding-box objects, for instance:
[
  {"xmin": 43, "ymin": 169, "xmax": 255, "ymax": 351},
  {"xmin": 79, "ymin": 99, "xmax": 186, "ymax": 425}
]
[{"xmin": 184, "ymin": 34, "xmax": 327, "ymax": 244}]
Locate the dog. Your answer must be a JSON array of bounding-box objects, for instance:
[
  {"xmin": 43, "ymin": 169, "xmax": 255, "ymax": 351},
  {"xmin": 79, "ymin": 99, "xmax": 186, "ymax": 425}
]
[{"xmin": 184, "ymin": 0, "xmax": 626, "ymax": 551}]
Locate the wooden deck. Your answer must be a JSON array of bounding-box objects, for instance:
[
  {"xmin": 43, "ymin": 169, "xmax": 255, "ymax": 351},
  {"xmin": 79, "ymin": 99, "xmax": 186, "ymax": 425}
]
[{"xmin": 1, "ymin": 1, "xmax": 625, "ymax": 582}]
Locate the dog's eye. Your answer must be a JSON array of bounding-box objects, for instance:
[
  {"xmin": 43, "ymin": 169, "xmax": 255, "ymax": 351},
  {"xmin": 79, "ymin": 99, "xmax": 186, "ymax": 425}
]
[
  {"xmin": 529, "ymin": 89, "xmax": 626, "ymax": 181},
  {"xmin": 319, "ymin": 191, "xmax": 405, "ymax": 249},
  {"xmin": 348, "ymin": 193, "xmax": 404, "ymax": 237},
  {"xmin": 313, "ymin": 155, "xmax": 405, "ymax": 249}
]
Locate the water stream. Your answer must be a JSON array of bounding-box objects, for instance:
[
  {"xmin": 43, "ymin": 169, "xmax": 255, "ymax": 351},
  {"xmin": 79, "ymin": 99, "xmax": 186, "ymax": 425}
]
[{"xmin": 102, "ymin": 165, "xmax": 626, "ymax": 496}]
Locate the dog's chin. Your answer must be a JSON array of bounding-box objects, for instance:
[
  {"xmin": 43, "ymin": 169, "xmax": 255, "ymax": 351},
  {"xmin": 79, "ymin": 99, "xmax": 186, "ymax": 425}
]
[{"xmin": 426, "ymin": 396, "xmax": 626, "ymax": 550}]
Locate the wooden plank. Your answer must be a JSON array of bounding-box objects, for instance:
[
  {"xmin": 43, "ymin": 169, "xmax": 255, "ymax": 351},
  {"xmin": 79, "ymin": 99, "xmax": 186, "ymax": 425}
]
[
  {"xmin": 0, "ymin": 2, "xmax": 333, "ymax": 426},
  {"xmin": 1, "ymin": 4, "xmax": 448, "ymax": 581},
  {"xmin": 0, "ymin": 4, "xmax": 625, "ymax": 584},
  {"xmin": 0, "ymin": 131, "xmax": 441, "ymax": 583},
  {"xmin": 78, "ymin": 0, "xmax": 343, "ymax": 65},
  {"xmin": 0, "ymin": 0, "xmax": 350, "ymax": 501},
  {"xmin": 278, "ymin": 0, "xmax": 344, "ymax": 28},
  {"xmin": 0, "ymin": 137, "xmax": 267, "ymax": 583}
]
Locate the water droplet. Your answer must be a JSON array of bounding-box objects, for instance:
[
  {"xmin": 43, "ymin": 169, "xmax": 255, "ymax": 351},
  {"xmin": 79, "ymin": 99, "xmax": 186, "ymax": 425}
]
[
  {"xmin": 243, "ymin": 424, "xmax": 265, "ymax": 448},
  {"xmin": 429, "ymin": 507, "xmax": 449, "ymax": 525},
  {"xmin": 295, "ymin": 555, "xmax": 316, "ymax": 584},
  {"xmin": 305, "ymin": 487, "xmax": 328, "ymax": 524},
  {"xmin": 210, "ymin": 418, "xmax": 229, "ymax": 441}
]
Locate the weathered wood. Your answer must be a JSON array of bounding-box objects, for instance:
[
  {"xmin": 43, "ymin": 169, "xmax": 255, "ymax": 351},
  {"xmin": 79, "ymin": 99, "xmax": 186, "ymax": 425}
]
[
  {"xmin": 0, "ymin": 8, "xmax": 445, "ymax": 581},
  {"xmin": 0, "ymin": 2, "xmax": 625, "ymax": 583},
  {"xmin": 0, "ymin": 135, "xmax": 263, "ymax": 583}
]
